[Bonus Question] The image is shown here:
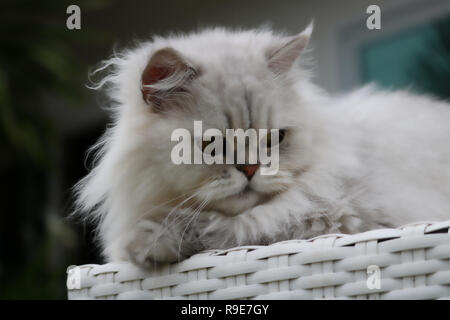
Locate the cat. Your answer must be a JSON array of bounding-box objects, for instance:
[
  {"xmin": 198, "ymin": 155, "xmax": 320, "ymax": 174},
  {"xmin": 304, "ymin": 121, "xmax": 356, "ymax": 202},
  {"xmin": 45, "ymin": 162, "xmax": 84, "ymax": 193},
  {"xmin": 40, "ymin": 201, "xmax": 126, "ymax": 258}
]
[{"xmin": 74, "ymin": 24, "xmax": 450, "ymax": 268}]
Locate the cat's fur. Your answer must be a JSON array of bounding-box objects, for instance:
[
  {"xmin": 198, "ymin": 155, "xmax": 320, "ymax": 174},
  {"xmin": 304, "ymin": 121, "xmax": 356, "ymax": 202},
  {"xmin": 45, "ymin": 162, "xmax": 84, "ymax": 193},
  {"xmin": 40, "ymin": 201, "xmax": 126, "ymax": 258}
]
[{"xmin": 74, "ymin": 25, "xmax": 450, "ymax": 267}]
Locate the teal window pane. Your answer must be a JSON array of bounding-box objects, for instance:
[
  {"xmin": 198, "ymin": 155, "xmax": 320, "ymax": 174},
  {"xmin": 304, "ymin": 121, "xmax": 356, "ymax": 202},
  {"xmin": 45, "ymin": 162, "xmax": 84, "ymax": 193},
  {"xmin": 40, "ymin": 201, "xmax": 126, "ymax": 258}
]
[{"xmin": 360, "ymin": 15, "xmax": 450, "ymax": 99}]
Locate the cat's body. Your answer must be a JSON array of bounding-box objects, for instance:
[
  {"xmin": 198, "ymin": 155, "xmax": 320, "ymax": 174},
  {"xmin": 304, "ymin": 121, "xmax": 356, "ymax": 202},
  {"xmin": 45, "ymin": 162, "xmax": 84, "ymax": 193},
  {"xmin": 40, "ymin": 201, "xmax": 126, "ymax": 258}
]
[{"xmin": 75, "ymin": 26, "xmax": 450, "ymax": 267}]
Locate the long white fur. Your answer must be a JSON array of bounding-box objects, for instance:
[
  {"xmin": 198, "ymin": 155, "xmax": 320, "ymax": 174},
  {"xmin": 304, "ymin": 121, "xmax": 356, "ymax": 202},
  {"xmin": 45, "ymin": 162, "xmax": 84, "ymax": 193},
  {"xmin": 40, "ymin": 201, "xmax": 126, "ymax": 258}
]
[{"xmin": 74, "ymin": 26, "xmax": 450, "ymax": 264}]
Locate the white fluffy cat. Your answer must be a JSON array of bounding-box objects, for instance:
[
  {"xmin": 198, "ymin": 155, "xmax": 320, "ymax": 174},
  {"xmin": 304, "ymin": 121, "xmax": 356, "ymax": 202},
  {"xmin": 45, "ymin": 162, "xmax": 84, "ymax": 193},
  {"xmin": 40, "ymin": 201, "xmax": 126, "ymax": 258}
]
[{"xmin": 74, "ymin": 24, "xmax": 450, "ymax": 267}]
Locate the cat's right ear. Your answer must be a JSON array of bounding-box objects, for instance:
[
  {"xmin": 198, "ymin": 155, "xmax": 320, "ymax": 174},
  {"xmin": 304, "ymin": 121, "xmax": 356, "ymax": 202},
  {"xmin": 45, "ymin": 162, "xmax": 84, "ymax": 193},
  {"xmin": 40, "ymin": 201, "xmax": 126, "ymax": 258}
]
[
  {"xmin": 141, "ymin": 47, "xmax": 198, "ymax": 107},
  {"xmin": 266, "ymin": 23, "xmax": 313, "ymax": 75}
]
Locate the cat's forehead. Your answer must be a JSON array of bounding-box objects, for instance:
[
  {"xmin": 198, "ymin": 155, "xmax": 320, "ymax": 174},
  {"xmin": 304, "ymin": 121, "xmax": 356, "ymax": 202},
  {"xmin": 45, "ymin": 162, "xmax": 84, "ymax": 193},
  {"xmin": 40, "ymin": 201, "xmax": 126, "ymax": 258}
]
[{"xmin": 191, "ymin": 73, "xmax": 289, "ymax": 131}]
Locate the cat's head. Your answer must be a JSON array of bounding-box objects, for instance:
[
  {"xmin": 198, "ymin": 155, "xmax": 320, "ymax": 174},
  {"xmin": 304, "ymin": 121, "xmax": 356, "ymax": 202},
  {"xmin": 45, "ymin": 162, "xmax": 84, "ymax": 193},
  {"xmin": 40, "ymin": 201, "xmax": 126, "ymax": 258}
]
[{"xmin": 79, "ymin": 25, "xmax": 318, "ymax": 221}]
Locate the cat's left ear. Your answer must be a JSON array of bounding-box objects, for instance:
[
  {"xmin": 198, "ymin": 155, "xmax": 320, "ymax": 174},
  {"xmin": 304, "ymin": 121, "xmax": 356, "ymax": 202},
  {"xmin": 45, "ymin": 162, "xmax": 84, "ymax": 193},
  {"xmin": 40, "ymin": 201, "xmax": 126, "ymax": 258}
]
[
  {"xmin": 141, "ymin": 47, "xmax": 198, "ymax": 107},
  {"xmin": 267, "ymin": 22, "xmax": 313, "ymax": 75}
]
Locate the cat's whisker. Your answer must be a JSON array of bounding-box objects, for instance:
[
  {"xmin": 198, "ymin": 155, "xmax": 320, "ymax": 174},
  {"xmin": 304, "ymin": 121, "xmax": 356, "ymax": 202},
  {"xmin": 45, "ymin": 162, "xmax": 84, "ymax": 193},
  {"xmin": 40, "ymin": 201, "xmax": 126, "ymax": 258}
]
[
  {"xmin": 159, "ymin": 177, "xmax": 216, "ymax": 227},
  {"xmin": 149, "ymin": 190, "xmax": 202, "ymax": 246},
  {"xmin": 141, "ymin": 179, "xmax": 213, "ymax": 255},
  {"xmin": 148, "ymin": 193, "xmax": 206, "ymax": 263},
  {"xmin": 177, "ymin": 195, "xmax": 211, "ymax": 262},
  {"xmin": 142, "ymin": 179, "xmax": 210, "ymax": 216},
  {"xmin": 146, "ymin": 178, "xmax": 216, "ymax": 256}
]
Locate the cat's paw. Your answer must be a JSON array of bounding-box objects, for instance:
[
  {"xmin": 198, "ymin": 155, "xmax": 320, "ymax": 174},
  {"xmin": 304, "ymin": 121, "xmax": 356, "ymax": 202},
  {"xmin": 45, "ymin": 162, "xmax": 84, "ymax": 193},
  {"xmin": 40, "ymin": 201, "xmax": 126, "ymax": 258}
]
[{"xmin": 125, "ymin": 220, "xmax": 179, "ymax": 268}]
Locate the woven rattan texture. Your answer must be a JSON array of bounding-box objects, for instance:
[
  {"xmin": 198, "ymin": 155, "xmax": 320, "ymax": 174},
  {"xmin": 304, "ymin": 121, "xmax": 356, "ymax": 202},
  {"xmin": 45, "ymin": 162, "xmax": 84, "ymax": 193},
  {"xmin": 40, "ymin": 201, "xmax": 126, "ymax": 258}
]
[{"xmin": 68, "ymin": 220, "xmax": 450, "ymax": 300}]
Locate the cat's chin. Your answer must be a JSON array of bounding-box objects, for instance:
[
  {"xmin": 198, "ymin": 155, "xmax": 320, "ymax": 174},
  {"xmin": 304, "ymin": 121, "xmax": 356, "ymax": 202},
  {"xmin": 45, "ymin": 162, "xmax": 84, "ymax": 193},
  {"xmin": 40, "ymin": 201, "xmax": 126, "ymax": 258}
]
[{"xmin": 205, "ymin": 188, "xmax": 271, "ymax": 216}]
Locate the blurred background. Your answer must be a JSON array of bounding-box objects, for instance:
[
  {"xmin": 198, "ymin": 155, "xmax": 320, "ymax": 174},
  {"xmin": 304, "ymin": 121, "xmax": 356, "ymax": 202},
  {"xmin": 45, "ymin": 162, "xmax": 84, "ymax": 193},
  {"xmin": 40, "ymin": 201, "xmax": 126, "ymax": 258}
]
[{"xmin": 1, "ymin": 0, "xmax": 449, "ymax": 299}]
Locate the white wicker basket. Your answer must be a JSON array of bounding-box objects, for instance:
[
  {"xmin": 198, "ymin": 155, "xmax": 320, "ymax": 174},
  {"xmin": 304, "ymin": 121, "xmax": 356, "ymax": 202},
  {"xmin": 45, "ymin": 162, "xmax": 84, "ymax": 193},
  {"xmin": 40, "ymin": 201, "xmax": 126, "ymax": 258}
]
[{"xmin": 67, "ymin": 220, "xmax": 450, "ymax": 300}]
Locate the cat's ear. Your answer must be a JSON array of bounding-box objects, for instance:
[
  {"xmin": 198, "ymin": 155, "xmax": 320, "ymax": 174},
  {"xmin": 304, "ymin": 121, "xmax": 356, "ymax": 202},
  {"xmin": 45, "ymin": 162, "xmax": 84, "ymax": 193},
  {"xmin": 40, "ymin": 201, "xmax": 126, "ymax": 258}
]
[
  {"xmin": 141, "ymin": 47, "xmax": 198, "ymax": 106},
  {"xmin": 267, "ymin": 23, "xmax": 313, "ymax": 75}
]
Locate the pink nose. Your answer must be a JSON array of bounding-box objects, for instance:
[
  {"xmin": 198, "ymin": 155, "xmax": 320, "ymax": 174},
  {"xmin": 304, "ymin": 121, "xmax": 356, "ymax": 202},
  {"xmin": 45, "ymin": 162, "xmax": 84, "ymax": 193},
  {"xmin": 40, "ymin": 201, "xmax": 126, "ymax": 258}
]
[{"xmin": 236, "ymin": 164, "xmax": 260, "ymax": 180}]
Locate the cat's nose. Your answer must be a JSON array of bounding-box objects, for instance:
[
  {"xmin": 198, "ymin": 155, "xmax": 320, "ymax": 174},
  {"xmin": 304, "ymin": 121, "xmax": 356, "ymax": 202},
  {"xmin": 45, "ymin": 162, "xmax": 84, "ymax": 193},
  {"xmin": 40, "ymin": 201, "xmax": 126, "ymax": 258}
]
[{"xmin": 236, "ymin": 164, "xmax": 260, "ymax": 180}]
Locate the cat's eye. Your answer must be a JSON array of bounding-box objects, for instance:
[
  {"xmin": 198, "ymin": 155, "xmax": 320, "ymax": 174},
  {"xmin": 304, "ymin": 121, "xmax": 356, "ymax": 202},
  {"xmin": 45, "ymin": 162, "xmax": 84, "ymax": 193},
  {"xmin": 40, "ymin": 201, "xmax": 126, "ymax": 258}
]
[{"xmin": 266, "ymin": 129, "xmax": 287, "ymax": 148}]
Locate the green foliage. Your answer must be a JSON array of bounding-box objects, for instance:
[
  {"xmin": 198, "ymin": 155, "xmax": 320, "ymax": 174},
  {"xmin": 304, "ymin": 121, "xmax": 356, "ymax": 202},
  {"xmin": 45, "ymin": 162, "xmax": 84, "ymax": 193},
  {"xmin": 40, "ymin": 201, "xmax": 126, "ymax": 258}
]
[
  {"xmin": 0, "ymin": 0, "xmax": 109, "ymax": 166},
  {"xmin": 0, "ymin": 0, "xmax": 110, "ymax": 299}
]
